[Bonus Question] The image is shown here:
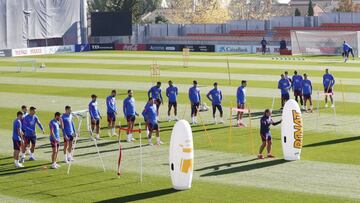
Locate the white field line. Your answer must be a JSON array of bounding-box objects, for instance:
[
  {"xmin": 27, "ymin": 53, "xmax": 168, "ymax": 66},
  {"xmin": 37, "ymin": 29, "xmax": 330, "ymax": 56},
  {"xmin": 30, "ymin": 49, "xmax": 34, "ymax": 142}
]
[
  {"xmin": 0, "ymin": 129, "xmax": 359, "ymax": 200},
  {"xmin": 0, "ymin": 77, "xmax": 358, "ymax": 103},
  {"xmin": 1, "ymin": 66, "xmax": 360, "ymax": 86},
  {"xmin": 55, "ymin": 52, "xmax": 360, "ymax": 64},
  {"xmin": 2, "ymin": 57, "xmax": 360, "ymax": 72}
]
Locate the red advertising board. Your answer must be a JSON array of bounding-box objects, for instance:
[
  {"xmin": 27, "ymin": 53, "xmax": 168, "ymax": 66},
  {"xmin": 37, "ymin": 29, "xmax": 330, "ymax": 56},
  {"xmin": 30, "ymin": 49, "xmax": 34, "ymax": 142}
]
[{"xmin": 115, "ymin": 44, "xmax": 146, "ymax": 51}]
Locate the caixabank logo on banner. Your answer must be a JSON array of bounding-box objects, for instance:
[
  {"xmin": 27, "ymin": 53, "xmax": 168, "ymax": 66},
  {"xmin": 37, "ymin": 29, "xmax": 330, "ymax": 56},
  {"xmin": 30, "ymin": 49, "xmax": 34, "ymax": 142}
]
[{"xmin": 215, "ymin": 45, "xmax": 252, "ymax": 53}]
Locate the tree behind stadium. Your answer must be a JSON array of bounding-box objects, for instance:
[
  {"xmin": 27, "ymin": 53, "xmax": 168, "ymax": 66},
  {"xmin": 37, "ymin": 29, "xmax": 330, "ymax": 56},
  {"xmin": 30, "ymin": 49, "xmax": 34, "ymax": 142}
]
[
  {"xmin": 228, "ymin": 0, "xmax": 290, "ymax": 20},
  {"xmin": 169, "ymin": 0, "xmax": 230, "ymax": 24},
  {"xmin": 307, "ymin": 0, "xmax": 314, "ymax": 16},
  {"xmin": 335, "ymin": 0, "xmax": 356, "ymax": 12}
]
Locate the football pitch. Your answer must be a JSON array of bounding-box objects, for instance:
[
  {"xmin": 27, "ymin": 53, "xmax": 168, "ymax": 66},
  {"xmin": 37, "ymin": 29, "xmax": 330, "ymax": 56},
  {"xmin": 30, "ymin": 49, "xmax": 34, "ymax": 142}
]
[{"xmin": 0, "ymin": 51, "xmax": 359, "ymax": 203}]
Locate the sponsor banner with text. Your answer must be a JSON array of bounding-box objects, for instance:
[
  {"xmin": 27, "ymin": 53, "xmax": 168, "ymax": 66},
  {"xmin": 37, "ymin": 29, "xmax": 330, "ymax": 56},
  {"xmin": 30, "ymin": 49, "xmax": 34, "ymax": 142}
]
[
  {"xmin": 115, "ymin": 44, "xmax": 146, "ymax": 51},
  {"xmin": 90, "ymin": 43, "xmax": 114, "ymax": 51},
  {"xmin": 45, "ymin": 45, "xmax": 75, "ymax": 54},
  {"xmin": 146, "ymin": 44, "xmax": 181, "ymax": 51},
  {"xmin": 181, "ymin": 45, "xmax": 215, "ymax": 52},
  {"xmin": 215, "ymin": 45, "xmax": 252, "ymax": 53},
  {"xmin": 0, "ymin": 49, "xmax": 12, "ymax": 57},
  {"xmin": 75, "ymin": 44, "xmax": 91, "ymax": 52},
  {"xmin": 12, "ymin": 47, "xmax": 45, "ymax": 57}
]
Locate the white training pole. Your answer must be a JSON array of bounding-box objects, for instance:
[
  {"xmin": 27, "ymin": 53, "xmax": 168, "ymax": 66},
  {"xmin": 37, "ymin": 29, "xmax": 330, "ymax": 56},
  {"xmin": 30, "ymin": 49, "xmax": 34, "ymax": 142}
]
[
  {"xmin": 67, "ymin": 118, "xmax": 82, "ymax": 175},
  {"xmin": 332, "ymin": 93, "xmax": 337, "ymax": 133},
  {"xmin": 93, "ymin": 138, "xmax": 106, "ymax": 172},
  {"xmin": 316, "ymin": 89, "xmax": 320, "ymax": 131},
  {"xmin": 139, "ymin": 122, "xmax": 143, "ymax": 183},
  {"xmin": 271, "ymin": 95, "xmax": 276, "ymax": 110}
]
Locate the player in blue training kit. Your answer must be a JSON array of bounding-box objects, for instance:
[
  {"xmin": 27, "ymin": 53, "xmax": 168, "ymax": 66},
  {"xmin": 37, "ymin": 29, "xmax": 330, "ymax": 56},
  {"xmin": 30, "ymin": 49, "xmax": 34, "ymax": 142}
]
[
  {"xmin": 207, "ymin": 82, "xmax": 224, "ymax": 124},
  {"xmin": 343, "ymin": 41, "xmax": 354, "ymax": 62},
  {"xmin": 166, "ymin": 80, "xmax": 178, "ymax": 121},
  {"xmin": 148, "ymin": 82, "xmax": 163, "ymax": 116},
  {"xmin": 143, "ymin": 98, "xmax": 163, "ymax": 145},
  {"xmin": 278, "ymin": 74, "xmax": 291, "ymax": 108},
  {"xmin": 106, "ymin": 90, "xmax": 117, "ymax": 137},
  {"xmin": 302, "ymin": 73, "xmax": 313, "ymax": 112},
  {"xmin": 292, "ymin": 71, "xmax": 304, "ymax": 109},
  {"xmin": 21, "ymin": 106, "xmax": 44, "ymax": 162},
  {"xmin": 323, "ymin": 68, "xmax": 335, "ymax": 108},
  {"xmin": 258, "ymin": 109, "xmax": 281, "ymax": 159},
  {"xmin": 142, "ymin": 99, "xmax": 152, "ymax": 136},
  {"xmin": 89, "ymin": 94, "xmax": 101, "ymax": 140},
  {"xmin": 123, "ymin": 90, "xmax": 139, "ymax": 142},
  {"xmin": 236, "ymin": 80, "xmax": 247, "ymax": 127},
  {"xmin": 189, "ymin": 80, "xmax": 201, "ymax": 124},
  {"xmin": 62, "ymin": 106, "xmax": 76, "ymax": 163},
  {"xmin": 13, "ymin": 111, "xmax": 24, "ymax": 168},
  {"xmin": 49, "ymin": 112, "xmax": 62, "ymax": 169}
]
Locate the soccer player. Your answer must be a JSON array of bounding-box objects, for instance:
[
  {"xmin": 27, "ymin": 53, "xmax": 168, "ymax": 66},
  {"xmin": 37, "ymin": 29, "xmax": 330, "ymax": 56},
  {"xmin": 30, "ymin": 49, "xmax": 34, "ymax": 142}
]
[
  {"xmin": 343, "ymin": 41, "xmax": 354, "ymax": 61},
  {"xmin": 13, "ymin": 111, "xmax": 24, "ymax": 168},
  {"xmin": 123, "ymin": 90, "xmax": 139, "ymax": 142},
  {"xmin": 302, "ymin": 73, "xmax": 313, "ymax": 112},
  {"xmin": 49, "ymin": 112, "xmax": 61, "ymax": 169},
  {"xmin": 189, "ymin": 80, "xmax": 201, "ymax": 125},
  {"xmin": 21, "ymin": 106, "xmax": 44, "ymax": 161},
  {"xmin": 148, "ymin": 82, "xmax": 163, "ymax": 116},
  {"xmin": 292, "ymin": 71, "xmax": 304, "ymax": 109},
  {"xmin": 258, "ymin": 109, "xmax": 281, "ymax": 159},
  {"xmin": 89, "ymin": 94, "xmax": 101, "ymax": 140},
  {"xmin": 142, "ymin": 99, "xmax": 152, "ymax": 136},
  {"xmin": 106, "ymin": 90, "xmax": 117, "ymax": 137},
  {"xmin": 62, "ymin": 106, "xmax": 76, "ymax": 163},
  {"xmin": 236, "ymin": 80, "xmax": 247, "ymax": 127},
  {"xmin": 207, "ymin": 82, "xmax": 223, "ymax": 124},
  {"xmin": 278, "ymin": 74, "xmax": 291, "ymax": 108},
  {"xmin": 143, "ymin": 98, "xmax": 163, "ymax": 146},
  {"xmin": 323, "ymin": 69, "xmax": 335, "ymax": 108},
  {"xmin": 166, "ymin": 80, "xmax": 178, "ymax": 121},
  {"xmin": 261, "ymin": 37, "xmax": 267, "ymax": 55},
  {"xmin": 21, "ymin": 105, "xmax": 28, "ymax": 116}
]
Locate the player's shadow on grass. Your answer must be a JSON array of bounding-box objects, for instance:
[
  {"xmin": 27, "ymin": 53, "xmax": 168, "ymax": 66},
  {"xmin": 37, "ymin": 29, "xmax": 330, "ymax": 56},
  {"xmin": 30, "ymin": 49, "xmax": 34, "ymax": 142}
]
[
  {"xmin": 195, "ymin": 158, "xmax": 258, "ymax": 171},
  {"xmin": 200, "ymin": 159, "xmax": 287, "ymax": 177},
  {"xmin": 0, "ymin": 162, "xmax": 50, "ymax": 177},
  {"xmin": 74, "ymin": 145, "xmax": 141, "ymax": 158},
  {"xmin": 95, "ymin": 188, "xmax": 179, "ymax": 203},
  {"xmin": 304, "ymin": 136, "xmax": 360, "ymax": 148}
]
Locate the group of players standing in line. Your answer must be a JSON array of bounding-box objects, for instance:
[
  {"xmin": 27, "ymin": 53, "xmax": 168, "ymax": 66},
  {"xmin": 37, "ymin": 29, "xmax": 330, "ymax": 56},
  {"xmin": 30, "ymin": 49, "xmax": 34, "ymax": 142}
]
[{"xmin": 11, "ymin": 68, "xmax": 336, "ymax": 167}]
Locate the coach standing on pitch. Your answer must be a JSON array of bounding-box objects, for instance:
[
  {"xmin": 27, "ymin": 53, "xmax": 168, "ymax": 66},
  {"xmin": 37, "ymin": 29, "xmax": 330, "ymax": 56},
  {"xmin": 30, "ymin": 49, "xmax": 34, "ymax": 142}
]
[{"xmin": 261, "ymin": 37, "xmax": 267, "ymax": 55}]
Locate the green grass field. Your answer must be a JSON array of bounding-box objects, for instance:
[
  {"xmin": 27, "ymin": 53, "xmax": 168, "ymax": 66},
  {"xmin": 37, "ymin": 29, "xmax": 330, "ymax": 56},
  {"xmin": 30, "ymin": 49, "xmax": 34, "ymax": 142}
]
[{"xmin": 0, "ymin": 51, "xmax": 359, "ymax": 203}]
